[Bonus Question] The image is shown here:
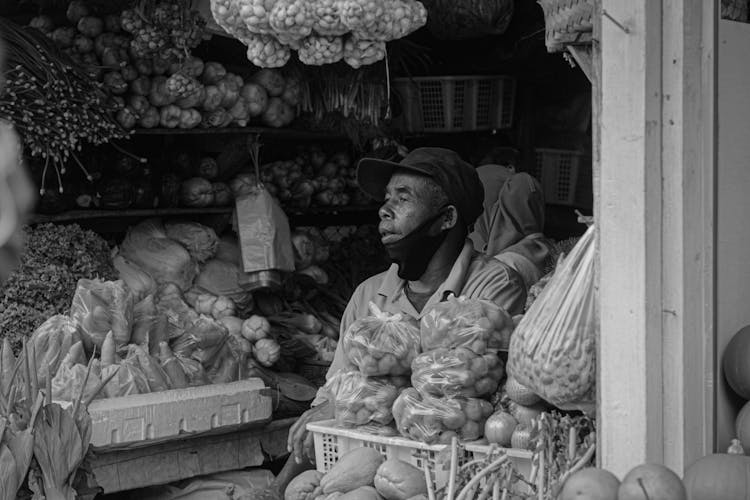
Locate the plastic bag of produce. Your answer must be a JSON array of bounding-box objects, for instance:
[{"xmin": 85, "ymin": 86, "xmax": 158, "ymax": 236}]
[
  {"xmin": 420, "ymin": 295, "xmax": 515, "ymax": 353},
  {"xmin": 120, "ymin": 219, "xmax": 198, "ymax": 291},
  {"xmin": 411, "ymin": 347, "xmax": 505, "ymax": 399},
  {"xmin": 326, "ymin": 371, "xmax": 403, "ymax": 427},
  {"xmin": 131, "ymin": 294, "xmax": 157, "ymax": 347},
  {"xmin": 29, "ymin": 315, "xmax": 81, "ymax": 386},
  {"xmin": 206, "ymin": 343, "xmax": 241, "ymax": 384},
  {"xmin": 52, "ymin": 356, "xmax": 103, "ymax": 403},
  {"xmin": 195, "ymin": 259, "xmax": 253, "ymax": 308},
  {"xmin": 156, "ymin": 283, "xmax": 200, "ymax": 340},
  {"xmin": 175, "ymin": 353, "xmax": 210, "ymax": 387},
  {"xmin": 113, "ymin": 255, "xmax": 156, "ymax": 303},
  {"xmin": 392, "ymin": 387, "xmax": 494, "ymax": 444},
  {"xmin": 102, "ymin": 352, "xmax": 151, "ymax": 398},
  {"xmin": 343, "ymin": 303, "xmax": 420, "ymax": 376},
  {"xmin": 164, "ymin": 221, "xmax": 219, "ymax": 263},
  {"xmin": 507, "ymin": 225, "xmax": 596, "ymax": 413},
  {"xmin": 170, "ymin": 315, "xmax": 228, "ymax": 360},
  {"xmin": 70, "ymin": 278, "xmax": 134, "ymax": 350},
  {"xmin": 130, "ymin": 344, "xmax": 172, "ymax": 392}
]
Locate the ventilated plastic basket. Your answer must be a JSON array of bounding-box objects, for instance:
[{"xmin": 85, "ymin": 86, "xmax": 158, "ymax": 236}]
[
  {"xmin": 307, "ymin": 420, "xmax": 532, "ymax": 493},
  {"xmin": 391, "ymin": 76, "xmax": 516, "ymax": 133},
  {"xmin": 532, "ymin": 148, "xmax": 592, "ymax": 208}
]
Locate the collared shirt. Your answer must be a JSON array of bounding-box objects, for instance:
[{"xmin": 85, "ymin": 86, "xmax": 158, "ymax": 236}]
[{"xmin": 311, "ymin": 240, "xmax": 527, "ymax": 406}]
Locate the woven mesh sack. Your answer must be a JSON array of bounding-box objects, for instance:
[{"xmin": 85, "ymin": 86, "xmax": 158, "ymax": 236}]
[
  {"xmin": 419, "ymin": 0, "xmax": 514, "ymax": 39},
  {"xmin": 537, "ymin": 0, "xmax": 594, "ymax": 53}
]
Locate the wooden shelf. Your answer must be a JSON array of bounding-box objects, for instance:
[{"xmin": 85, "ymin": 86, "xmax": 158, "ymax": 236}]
[
  {"xmin": 131, "ymin": 126, "xmax": 347, "ymax": 141},
  {"xmin": 31, "ymin": 205, "xmax": 380, "ymax": 228}
]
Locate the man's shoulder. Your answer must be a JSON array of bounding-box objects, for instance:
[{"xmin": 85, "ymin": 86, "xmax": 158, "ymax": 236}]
[
  {"xmin": 465, "ymin": 249, "xmax": 525, "ymax": 290},
  {"xmin": 352, "ymin": 268, "xmax": 391, "ymax": 297}
]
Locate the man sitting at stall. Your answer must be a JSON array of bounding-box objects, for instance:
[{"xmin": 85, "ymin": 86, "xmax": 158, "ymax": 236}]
[{"xmin": 273, "ymin": 147, "xmax": 527, "ymax": 493}]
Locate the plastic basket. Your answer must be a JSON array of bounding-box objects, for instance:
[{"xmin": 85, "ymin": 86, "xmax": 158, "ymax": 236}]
[
  {"xmin": 532, "ymin": 148, "xmax": 592, "ymax": 208},
  {"xmin": 307, "ymin": 420, "xmax": 532, "ymax": 493},
  {"xmin": 391, "ymin": 76, "xmax": 516, "ymax": 133}
]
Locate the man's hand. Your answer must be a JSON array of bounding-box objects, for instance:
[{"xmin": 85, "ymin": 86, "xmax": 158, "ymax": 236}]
[{"xmin": 287, "ymin": 401, "xmax": 334, "ymax": 465}]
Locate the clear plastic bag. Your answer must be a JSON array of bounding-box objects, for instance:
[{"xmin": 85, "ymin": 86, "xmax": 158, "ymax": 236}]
[
  {"xmin": 130, "ymin": 344, "xmax": 172, "ymax": 392},
  {"xmin": 175, "ymin": 354, "xmax": 210, "ymax": 387},
  {"xmin": 51, "ymin": 358, "xmax": 103, "ymax": 403},
  {"xmin": 411, "ymin": 347, "xmax": 505, "ymax": 399},
  {"xmin": 420, "ymin": 295, "xmax": 515, "ymax": 354},
  {"xmin": 326, "ymin": 371, "xmax": 403, "ymax": 427},
  {"xmin": 157, "ymin": 283, "xmax": 200, "ymax": 340},
  {"xmin": 102, "ymin": 359, "xmax": 150, "ymax": 398},
  {"xmin": 70, "ymin": 279, "xmax": 134, "ymax": 350},
  {"xmin": 343, "ymin": 302, "xmax": 420, "ymax": 376},
  {"xmin": 507, "ymin": 224, "xmax": 596, "ymax": 410},
  {"xmin": 131, "ymin": 294, "xmax": 157, "ymax": 347},
  {"xmin": 391, "ymin": 387, "xmax": 494, "ymax": 444},
  {"xmin": 29, "ymin": 315, "xmax": 80, "ymax": 386},
  {"xmin": 170, "ymin": 315, "xmax": 228, "ymax": 360}
]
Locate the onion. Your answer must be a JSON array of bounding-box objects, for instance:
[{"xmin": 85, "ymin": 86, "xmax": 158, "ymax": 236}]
[{"xmin": 484, "ymin": 411, "xmax": 517, "ymax": 446}]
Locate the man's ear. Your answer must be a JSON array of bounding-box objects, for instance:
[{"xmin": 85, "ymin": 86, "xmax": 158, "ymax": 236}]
[{"xmin": 440, "ymin": 205, "xmax": 459, "ymax": 231}]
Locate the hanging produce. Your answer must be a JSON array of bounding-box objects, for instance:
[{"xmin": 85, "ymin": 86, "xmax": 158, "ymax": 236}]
[
  {"xmin": 0, "ymin": 18, "xmax": 130, "ymax": 193},
  {"xmin": 209, "ymin": 0, "xmax": 427, "ymax": 68}
]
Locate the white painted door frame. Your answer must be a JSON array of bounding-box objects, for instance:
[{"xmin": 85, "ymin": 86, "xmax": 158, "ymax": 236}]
[{"xmin": 597, "ymin": 0, "xmax": 716, "ymax": 475}]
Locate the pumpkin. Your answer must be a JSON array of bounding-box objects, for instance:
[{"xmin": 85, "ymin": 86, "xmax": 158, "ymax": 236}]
[
  {"xmin": 558, "ymin": 467, "xmax": 619, "ymax": 500},
  {"xmin": 618, "ymin": 463, "xmax": 686, "ymax": 500},
  {"xmin": 736, "ymin": 400, "xmax": 750, "ymax": 452},
  {"xmin": 683, "ymin": 451, "xmax": 750, "ymax": 500},
  {"xmin": 723, "ymin": 325, "xmax": 750, "ymax": 399}
]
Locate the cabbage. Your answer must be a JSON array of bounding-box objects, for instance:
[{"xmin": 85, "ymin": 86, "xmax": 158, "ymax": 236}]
[
  {"xmin": 195, "ymin": 259, "xmax": 252, "ymax": 307},
  {"xmin": 113, "ymin": 255, "xmax": 156, "ymax": 302},
  {"xmin": 164, "ymin": 222, "xmax": 219, "ymax": 263},
  {"xmin": 120, "ymin": 224, "xmax": 197, "ymax": 291}
]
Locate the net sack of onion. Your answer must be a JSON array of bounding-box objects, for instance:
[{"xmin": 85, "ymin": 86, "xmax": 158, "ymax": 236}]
[
  {"xmin": 312, "ymin": 0, "xmax": 349, "ymax": 36},
  {"xmin": 298, "ymin": 35, "xmax": 344, "ymax": 66},
  {"xmin": 343, "ymin": 37, "xmax": 386, "ymax": 68},
  {"xmin": 507, "ymin": 224, "xmax": 596, "ymax": 413},
  {"xmin": 245, "ymin": 34, "xmax": 291, "ymax": 68}
]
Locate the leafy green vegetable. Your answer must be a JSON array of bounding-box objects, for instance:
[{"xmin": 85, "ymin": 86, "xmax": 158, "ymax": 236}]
[{"xmin": 0, "ymin": 224, "xmax": 115, "ymax": 353}]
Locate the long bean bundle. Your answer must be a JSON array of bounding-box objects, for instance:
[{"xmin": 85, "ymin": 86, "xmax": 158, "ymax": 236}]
[{"xmin": 0, "ymin": 18, "xmax": 129, "ymax": 192}]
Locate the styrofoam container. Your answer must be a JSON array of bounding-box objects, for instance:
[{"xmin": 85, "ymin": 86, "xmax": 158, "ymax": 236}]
[
  {"xmin": 307, "ymin": 420, "xmax": 532, "ymax": 493},
  {"xmin": 87, "ymin": 378, "xmax": 272, "ymax": 448}
]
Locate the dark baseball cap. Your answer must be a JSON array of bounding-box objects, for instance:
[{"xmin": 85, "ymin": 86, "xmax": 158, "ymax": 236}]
[{"xmin": 357, "ymin": 147, "xmax": 485, "ymax": 226}]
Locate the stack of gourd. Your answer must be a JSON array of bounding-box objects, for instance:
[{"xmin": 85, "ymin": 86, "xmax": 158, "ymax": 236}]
[{"xmin": 209, "ymin": 0, "xmax": 428, "ymax": 68}]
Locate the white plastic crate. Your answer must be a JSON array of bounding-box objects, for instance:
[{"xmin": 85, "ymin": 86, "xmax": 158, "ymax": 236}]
[
  {"xmin": 532, "ymin": 148, "xmax": 592, "ymax": 208},
  {"xmin": 392, "ymin": 76, "xmax": 516, "ymax": 133},
  {"xmin": 307, "ymin": 420, "xmax": 532, "ymax": 493}
]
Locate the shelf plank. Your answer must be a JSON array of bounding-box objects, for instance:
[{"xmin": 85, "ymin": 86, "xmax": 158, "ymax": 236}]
[
  {"xmin": 31, "ymin": 205, "xmax": 380, "ymax": 227},
  {"xmin": 131, "ymin": 126, "xmax": 347, "ymax": 141}
]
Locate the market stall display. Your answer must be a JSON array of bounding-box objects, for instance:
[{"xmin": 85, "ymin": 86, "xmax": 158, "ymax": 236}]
[{"xmin": 210, "ymin": 0, "xmax": 428, "ymax": 68}]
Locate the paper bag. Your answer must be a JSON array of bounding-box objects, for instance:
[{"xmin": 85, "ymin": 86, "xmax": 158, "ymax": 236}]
[{"xmin": 234, "ymin": 187, "xmax": 295, "ymax": 275}]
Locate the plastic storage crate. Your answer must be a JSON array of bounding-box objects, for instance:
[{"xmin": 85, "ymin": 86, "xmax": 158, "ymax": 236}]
[
  {"xmin": 532, "ymin": 148, "xmax": 592, "ymax": 208},
  {"xmin": 307, "ymin": 420, "xmax": 532, "ymax": 493},
  {"xmin": 391, "ymin": 76, "xmax": 516, "ymax": 133}
]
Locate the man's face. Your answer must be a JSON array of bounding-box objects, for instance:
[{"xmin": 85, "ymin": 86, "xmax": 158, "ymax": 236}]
[{"xmin": 378, "ymin": 171, "xmax": 439, "ymax": 244}]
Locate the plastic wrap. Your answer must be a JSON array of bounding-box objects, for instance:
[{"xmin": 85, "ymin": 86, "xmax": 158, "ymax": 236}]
[
  {"xmin": 411, "ymin": 347, "xmax": 505, "ymax": 399},
  {"xmin": 51, "ymin": 359, "xmax": 103, "ymax": 403},
  {"xmin": 70, "ymin": 278, "xmax": 134, "ymax": 350},
  {"xmin": 392, "ymin": 387, "xmax": 494, "ymax": 444},
  {"xmin": 420, "ymin": 295, "xmax": 515, "ymax": 353},
  {"xmin": 176, "ymin": 353, "xmax": 210, "ymax": 386},
  {"xmin": 170, "ymin": 315, "xmax": 228, "ymax": 360},
  {"xmin": 164, "ymin": 221, "xmax": 219, "ymax": 263},
  {"xmin": 343, "ymin": 303, "xmax": 420, "ymax": 376},
  {"xmin": 328, "ymin": 371, "xmax": 403, "ymax": 427},
  {"xmin": 29, "ymin": 315, "xmax": 80, "ymax": 386},
  {"xmin": 157, "ymin": 283, "xmax": 200, "ymax": 340},
  {"xmin": 102, "ymin": 357, "xmax": 151, "ymax": 398},
  {"xmin": 131, "ymin": 294, "xmax": 157, "ymax": 347}
]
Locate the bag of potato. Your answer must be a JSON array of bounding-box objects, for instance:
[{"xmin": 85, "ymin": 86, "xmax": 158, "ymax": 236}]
[
  {"xmin": 391, "ymin": 387, "xmax": 494, "ymax": 444},
  {"xmin": 343, "ymin": 302, "xmax": 420, "ymax": 376},
  {"xmin": 507, "ymin": 224, "xmax": 596, "ymax": 412},
  {"xmin": 326, "ymin": 371, "xmax": 404, "ymax": 427},
  {"xmin": 420, "ymin": 295, "xmax": 515, "ymax": 354},
  {"xmin": 410, "ymin": 347, "xmax": 504, "ymax": 399}
]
